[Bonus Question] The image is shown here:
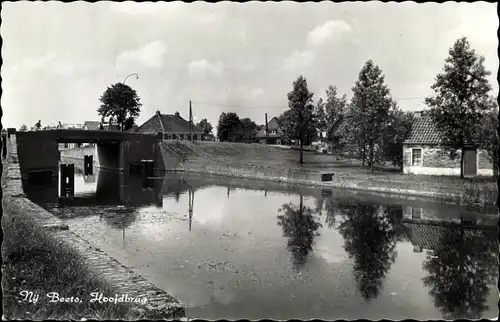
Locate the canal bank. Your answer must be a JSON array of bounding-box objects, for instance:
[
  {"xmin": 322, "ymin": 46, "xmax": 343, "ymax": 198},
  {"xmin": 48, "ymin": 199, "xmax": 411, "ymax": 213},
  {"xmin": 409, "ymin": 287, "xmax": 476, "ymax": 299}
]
[
  {"xmin": 160, "ymin": 141, "xmax": 496, "ymax": 208},
  {"xmin": 2, "ymin": 137, "xmax": 185, "ymax": 320}
]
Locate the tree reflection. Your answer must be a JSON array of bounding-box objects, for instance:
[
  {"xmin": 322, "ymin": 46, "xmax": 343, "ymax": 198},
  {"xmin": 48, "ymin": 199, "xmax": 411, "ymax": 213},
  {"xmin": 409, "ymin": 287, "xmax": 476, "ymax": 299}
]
[
  {"xmin": 101, "ymin": 207, "xmax": 139, "ymax": 244},
  {"xmin": 277, "ymin": 195, "xmax": 322, "ymax": 272},
  {"xmin": 314, "ymin": 191, "xmax": 340, "ymax": 229},
  {"xmin": 337, "ymin": 203, "xmax": 398, "ymax": 301},
  {"xmin": 422, "ymin": 227, "xmax": 498, "ymax": 319}
]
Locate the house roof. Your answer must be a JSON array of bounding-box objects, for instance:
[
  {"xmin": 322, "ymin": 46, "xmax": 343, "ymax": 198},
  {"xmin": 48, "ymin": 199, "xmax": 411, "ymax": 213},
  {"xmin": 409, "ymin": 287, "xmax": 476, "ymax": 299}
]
[
  {"xmin": 327, "ymin": 115, "xmax": 344, "ymax": 136},
  {"xmin": 404, "ymin": 115, "xmax": 442, "ymax": 144},
  {"xmin": 137, "ymin": 112, "xmax": 203, "ymax": 134},
  {"xmin": 255, "ymin": 117, "xmax": 284, "ymax": 139},
  {"xmin": 84, "ymin": 121, "xmax": 100, "ymax": 131}
]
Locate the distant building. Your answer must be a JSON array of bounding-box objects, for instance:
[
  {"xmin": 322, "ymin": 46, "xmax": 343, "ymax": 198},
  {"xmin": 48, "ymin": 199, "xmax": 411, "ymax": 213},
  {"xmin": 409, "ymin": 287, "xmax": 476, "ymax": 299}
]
[
  {"xmin": 403, "ymin": 110, "xmax": 493, "ymax": 177},
  {"xmin": 136, "ymin": 110, "xmax": 204, "ymax": 141},
  {"xmin": 83, "ymin": 121, "xmax": 100, "ymax": 131},
  {"xmin": 255, "ymin": 117, "xmax": 289, "ymax": 145}
]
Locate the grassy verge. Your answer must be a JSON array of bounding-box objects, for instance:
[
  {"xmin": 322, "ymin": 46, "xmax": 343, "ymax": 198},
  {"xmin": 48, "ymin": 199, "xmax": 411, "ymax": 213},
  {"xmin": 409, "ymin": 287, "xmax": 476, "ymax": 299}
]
[{"xmin": 1, "ymin": 210, "xmax": 149, "ymax": 320}]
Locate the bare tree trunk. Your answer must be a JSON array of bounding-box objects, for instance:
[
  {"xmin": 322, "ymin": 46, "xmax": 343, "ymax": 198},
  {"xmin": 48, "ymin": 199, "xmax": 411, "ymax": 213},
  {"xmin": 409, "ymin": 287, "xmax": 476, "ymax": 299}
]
[
  {"xmin": 362, "ymin": 143, "xmax": 365, "ymax": 169},
  {"xmin": 370, "ymin": 141, "xmax": 374, "ymax": 173},
  {"xmin": 460, "ymin": 146, "xmax": 465, "ymax": 179},
  {"xmin": 300, "ymin": 137, "xmax": 304, "ymax": 165}
]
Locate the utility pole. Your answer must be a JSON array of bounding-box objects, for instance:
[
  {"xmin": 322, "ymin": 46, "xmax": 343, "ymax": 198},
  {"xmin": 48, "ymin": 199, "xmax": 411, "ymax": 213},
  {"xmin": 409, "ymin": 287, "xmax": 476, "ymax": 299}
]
[
  {"xmin": 189, "ymin": 101, "xmax": 193, "ymax": 142},
  {"xmin": 265, "ymin": 113, "xmax": 269, "ymax": 145}
]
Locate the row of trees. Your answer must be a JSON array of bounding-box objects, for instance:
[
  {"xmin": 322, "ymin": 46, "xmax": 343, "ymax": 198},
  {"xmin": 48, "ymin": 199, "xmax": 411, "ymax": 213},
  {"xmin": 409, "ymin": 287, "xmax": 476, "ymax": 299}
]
[{"xmin": 280, "ymin": 37, "xmax": 497, "ymax": 176}]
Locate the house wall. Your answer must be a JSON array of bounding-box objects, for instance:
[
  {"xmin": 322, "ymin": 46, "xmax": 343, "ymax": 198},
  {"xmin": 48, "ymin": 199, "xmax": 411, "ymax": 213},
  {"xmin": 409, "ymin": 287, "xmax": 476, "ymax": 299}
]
[{"xmin": 403, "ymin": 144, "xmax": 493, "ymax": 176}]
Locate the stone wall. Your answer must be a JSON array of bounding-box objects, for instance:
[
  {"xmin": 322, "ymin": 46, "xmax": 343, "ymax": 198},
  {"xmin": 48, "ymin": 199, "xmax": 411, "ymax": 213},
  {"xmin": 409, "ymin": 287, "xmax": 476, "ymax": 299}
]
[{"xmin": 403, "ymin": 144, "xmax": 493, "ymax": 176}]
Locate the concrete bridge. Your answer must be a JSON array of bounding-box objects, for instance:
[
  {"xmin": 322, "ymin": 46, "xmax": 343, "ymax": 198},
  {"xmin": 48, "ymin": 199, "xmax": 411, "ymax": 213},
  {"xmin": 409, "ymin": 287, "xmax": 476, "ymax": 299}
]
[{"xmin": 15, "ymin": 129, "xmax": 165, "ymax": 184}]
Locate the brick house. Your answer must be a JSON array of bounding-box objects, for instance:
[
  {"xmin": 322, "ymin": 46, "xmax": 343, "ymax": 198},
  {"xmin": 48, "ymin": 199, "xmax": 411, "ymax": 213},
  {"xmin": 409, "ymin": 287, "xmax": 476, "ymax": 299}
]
[
  {"xmin": 136, "ymin": 110, "xmax": 204, "ymax": 141},
  {"xmin": 255, "ymin": 117, "xmax": 290, "ymax": 145},
  {"xmin": 402, "ymin": 111, "xmax": 493, "ymax": 177}
]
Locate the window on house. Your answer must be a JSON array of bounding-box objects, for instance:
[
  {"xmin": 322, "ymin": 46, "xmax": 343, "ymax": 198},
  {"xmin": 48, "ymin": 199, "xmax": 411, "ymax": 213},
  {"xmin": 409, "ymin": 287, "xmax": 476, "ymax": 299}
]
[
  {"xmin": 172, "ymin": 134, "xmax": 177, "ymax": 139},
  {"xmin": 412, "ymin": 148, "xmax": 422, "ymax": 166},
  {"xmin": 412, "ymin": 207, "xmax": 423, "ymax": 219},
  {"xmin": 180, "ymin": 134, "xmax": 184, "ymax": 140}
]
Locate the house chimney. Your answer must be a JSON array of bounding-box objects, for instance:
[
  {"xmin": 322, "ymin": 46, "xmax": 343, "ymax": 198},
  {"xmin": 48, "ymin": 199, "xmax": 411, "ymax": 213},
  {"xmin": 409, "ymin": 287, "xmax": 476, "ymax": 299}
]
[
  {"xmin": 156, "ymin": 110, "xmax": 161, "ymax": 116},
  {"xmin": 414, "ymin": 111, "xmax": 422, "ymax": 118},
  {"xmin": 175, "ymin": 111, "xmax": 180, "ymax": 117}
]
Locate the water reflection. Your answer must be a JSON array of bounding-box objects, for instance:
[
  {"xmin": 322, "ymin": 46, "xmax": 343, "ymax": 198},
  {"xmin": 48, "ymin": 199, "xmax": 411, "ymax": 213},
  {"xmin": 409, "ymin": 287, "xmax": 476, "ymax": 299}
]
[
  {"xmin": 277, "ymin": 195, "xmax": 322, "ymax": 272},
  {"xmin": 420, "ymin": 226, "xmax": 498, "ymax": 319},
  {"xmin": 336, "ymin": 203, "xmax": 398, "ymax": 301},
  {"xmin": 100, "ymin": 207, "xmax": 139, "ymax": 244}
]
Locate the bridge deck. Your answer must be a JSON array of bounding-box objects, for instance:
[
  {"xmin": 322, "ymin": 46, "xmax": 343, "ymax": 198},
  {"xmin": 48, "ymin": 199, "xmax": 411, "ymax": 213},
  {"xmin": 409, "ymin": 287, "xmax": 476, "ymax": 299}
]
[{"xmin": 17, "ymin": 129, "xmax": 162, "ymax": 143}]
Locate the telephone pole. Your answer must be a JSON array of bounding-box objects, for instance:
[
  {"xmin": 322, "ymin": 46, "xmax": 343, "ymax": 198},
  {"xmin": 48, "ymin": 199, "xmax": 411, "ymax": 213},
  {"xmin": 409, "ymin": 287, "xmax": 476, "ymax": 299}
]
[
  {"xmin": 265, "ymin": 113, "xmax": 269, "ymax": 145},
  {"xmin": 189, "ymin": 101, "xmax": 193, "ymax": 142}
]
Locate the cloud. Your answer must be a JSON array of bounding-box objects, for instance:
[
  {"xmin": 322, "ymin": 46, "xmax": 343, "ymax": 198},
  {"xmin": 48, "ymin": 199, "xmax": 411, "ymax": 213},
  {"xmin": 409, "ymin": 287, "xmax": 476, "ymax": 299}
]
[
  {"xmin": 307, "ymin": 20, "xmax": 353, "ymax": 46},
  {"xmin": 283, "ymin": 50, "xmax": 315, "ymax": 71},
  {"xmin": 188, "ymin": 59, "xmax": 225, "ymax": 76},
  {"xmin": 116, "ymin": 41, "xmax": 167, "ymax": 69},
  {"xmin": 5, "ymin": 53, "xmax": 75, "ymax": 77}
]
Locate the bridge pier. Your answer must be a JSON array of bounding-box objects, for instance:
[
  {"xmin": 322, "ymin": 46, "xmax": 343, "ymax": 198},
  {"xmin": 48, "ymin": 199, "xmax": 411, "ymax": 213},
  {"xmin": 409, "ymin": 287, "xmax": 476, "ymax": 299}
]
[{"xmin": 60, "ymin": 164, "xmax": 75, "ymax": 199}]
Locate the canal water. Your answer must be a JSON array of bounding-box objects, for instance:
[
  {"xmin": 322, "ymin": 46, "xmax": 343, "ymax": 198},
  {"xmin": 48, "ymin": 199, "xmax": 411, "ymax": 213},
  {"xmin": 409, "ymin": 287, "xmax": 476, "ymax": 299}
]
[{"xmin": 24, "ymin": 169, "xmax": 499, "ymax": 320}]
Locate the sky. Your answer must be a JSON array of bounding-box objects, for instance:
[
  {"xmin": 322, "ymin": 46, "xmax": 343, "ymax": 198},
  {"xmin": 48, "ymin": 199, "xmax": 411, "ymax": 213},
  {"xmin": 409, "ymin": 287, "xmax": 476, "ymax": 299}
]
[{"xmin": 2, "ymin": 1, "xmax": 498, "ymax": 130}]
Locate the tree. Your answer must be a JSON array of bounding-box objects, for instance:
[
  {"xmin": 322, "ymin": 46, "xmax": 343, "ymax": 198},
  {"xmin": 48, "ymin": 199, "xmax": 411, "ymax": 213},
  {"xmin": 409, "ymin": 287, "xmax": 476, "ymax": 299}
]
[
  {"xmin": 381, "ymin": 104, "xmax": 415, "ymax": 170},
  {"xmin": 124, "ymin": 116, "xmax": 136, "ymax": 131},
  {"xmin": 324, "ymin": 85, "xmax": 348, "ymax": 127},
  {"xmin": 196, "ymin": 118, "xmax": 213, "ymax": 137},
  {"xmin": 277, "ymin": 195, "xmax": 322, "ymax": 272},
  {"xmin": 323, "ymin": 85, "xmax": 349, "ymax": 154},
  {"xmin": 18, "ymin": 124, "xmax": 28, "ymax": 132},
  {"xmin": 476, "ymin": 105, "xmax": 499, "ymax": 177},
  {"xmin": 240, "ymin": 118, "xmax": 259, "ymax": 143},
  {"xmin": 350, "ymin": 60, "xmax": 394, "ymax": 171},
  {"xmin": 314, "ymin": 98, "xmax": 327, "ymax": 136},
  {"xmin": 217, "ymin": 112, "xmax": 243, "ymax": 142},
  {"xmin": 98, "ymin": 83, "xmax": 142, "ymax": 132},
  {"xmin": 425, "ymin": 37, "xmax": 494, "ymax": 179},
  {"xmin": 286, "ymin": 76, "xmax": 316, "ymax": 165}
]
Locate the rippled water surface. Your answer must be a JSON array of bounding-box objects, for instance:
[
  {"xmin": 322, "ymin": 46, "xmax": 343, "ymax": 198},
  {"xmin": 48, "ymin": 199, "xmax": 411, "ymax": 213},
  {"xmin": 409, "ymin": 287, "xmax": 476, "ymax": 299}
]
[{"xmin": 25, "ymin": 170, "xmax": 499, "ymax": 320}]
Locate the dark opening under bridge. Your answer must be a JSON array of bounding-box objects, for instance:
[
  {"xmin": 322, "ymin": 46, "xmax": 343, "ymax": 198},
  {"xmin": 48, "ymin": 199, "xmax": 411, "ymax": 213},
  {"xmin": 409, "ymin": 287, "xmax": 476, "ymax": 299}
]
[{"xmin": 15, "ymin": 129, "xmax": 166, "ymax": 184}]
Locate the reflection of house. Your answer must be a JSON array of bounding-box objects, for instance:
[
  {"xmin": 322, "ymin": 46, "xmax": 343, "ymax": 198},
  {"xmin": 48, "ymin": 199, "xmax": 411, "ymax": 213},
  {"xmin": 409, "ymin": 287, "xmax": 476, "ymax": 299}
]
[
  {"xmin": 403, "ymin": 111, "xmax": 493, "ymax": 177},
  {"xmin": 255, "ymin": 117, "xmax": 289, "ymax": 145},
  {"xmin": 136, "ymin": 111, "xmax": 204, "ymax": 141},
  {"xmin": 403, "ymin": 222, "xmax": 497, "ymax": 253}
]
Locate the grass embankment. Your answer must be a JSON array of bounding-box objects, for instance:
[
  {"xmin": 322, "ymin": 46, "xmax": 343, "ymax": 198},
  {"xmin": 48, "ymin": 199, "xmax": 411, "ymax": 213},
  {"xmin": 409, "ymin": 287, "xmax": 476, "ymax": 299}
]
[
  {"xmin": 165, "ymin": 141, "xmax": 498, "ymax": 208},
  {"xmin": 2, "ymin": 204, "xmax": 149, "ymax": 320}
]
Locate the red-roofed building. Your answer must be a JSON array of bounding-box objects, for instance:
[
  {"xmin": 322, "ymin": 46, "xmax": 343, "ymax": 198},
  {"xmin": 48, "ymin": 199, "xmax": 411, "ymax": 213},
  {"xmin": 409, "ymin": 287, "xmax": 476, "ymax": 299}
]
[
  {"xmin": 136, "ymin": 110, "xmax": 204, "ymax": 141},
  {"xmin": 402, "ymin": 111, "xmax": 493, "ymax": 177}
]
